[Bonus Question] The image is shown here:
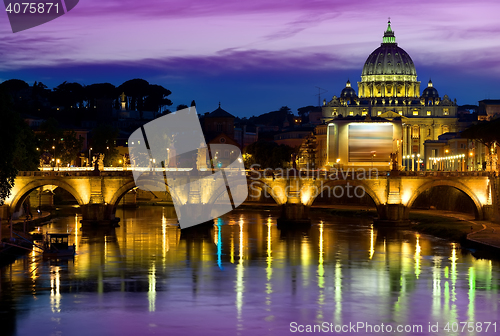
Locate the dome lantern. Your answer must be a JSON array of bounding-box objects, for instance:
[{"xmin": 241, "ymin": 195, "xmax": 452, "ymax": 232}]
[
  {"xmin": 382, "ymin": 20, "xmax": 396, "ymax": 44},
  {"xmin": 358, "ymin": 20, "xmax": 420, "ymax": 99}
]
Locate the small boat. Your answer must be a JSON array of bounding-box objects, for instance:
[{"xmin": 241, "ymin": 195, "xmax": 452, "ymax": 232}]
[{"xmin": 42, "ymin": 233, "xmax": 75, "ymax": 258}]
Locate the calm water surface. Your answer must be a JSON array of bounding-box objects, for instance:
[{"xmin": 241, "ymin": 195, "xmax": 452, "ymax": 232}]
[{"xmin": 1, "ymin": 207, "xmax": 499, "ymax": 336}]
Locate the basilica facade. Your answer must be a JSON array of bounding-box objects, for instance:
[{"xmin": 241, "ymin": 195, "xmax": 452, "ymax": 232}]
[{"xmin": 319, "ymin": 21, "xmax": 459, "ymax": 169}]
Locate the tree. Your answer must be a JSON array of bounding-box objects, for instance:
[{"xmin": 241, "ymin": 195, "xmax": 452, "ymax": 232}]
[
  {"xmin": 52, "ymin": 81, "xmax": 85, "ymax": 110},
  {"xmin": 38, "ymin": 118, "xmax": 83, "ymax": 166},
  {"xmin": 243, "ymin": 141, "xmax": 296, "ymax": 169},
  {"xmin": 0, "ymin": 88, "xmax": 38, "ymax": 204},
  {"xmin": 90, "ymin": 124, "xmax": 119, "ymax": 166},
  {"xmin": 0, "ymin": 79, "xmax": 30, "ymax": 93},
  {"xmin": 176, "ymin": 104, "xmax": 188, "ymax": 111},
  {"xmin": 461, "ymin": 119, "xmax": 500, "ymax": 171},
  {"xmin": 84, "ymin": 83, "xmax": 117, "ymax": 109},
  {"xmin": 143, "ymin": 84, "xmax": 172, "ymax": 117},
  {"xmin": 117, "ymin": 79, "xmax": 150, "ymax": 119}
]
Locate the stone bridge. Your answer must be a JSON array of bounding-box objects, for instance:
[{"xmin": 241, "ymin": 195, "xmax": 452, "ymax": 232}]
[{"xmin": 1, "ymin": 169, "xmax": 498, "ymax": 226}]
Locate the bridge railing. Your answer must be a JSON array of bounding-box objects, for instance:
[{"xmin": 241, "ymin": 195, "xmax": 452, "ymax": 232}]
[
  {"xmin": 399, "ymin": 171, "xmax": 493, "ymax": 177},
  {"xmin": 244, "ymin": 169, "xmax": 494, "ymax": 179}
]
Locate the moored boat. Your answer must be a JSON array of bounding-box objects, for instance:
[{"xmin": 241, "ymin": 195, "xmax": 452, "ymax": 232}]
[{"xmin": 42, "ymin": 233, "xmax": 75, "ymax": 258}]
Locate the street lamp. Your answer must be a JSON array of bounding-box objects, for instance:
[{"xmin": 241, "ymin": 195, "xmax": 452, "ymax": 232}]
[
  {"xmin": 411, "ymin": 154, "xmax": 415, "ymax": 171},
  {"xmin": 89, "ymin": 147, "xmax": 93, "ymax": 166},
  {"xmin": 370, "ymin": 151, "xmax": 376, "ymax": 168},
  {"xmin": 417, "ymin": 153, "xmax": 421, "ymax": 171}
]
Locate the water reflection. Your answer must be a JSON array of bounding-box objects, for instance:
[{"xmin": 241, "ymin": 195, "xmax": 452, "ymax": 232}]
[{"xmin": 0, "ymin": 207, "xmax": 499, "ymax": 336}]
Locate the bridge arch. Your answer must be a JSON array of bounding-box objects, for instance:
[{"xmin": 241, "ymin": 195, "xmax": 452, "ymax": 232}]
[
  {"xmin": 206, "ymin": 178, "xmax": 282, "ymax": 206},
  {"xmin": 310, "ymin": 179, "xmax": 382, "ymax": 209},
  {"xmin": 10, "ymin": 179, "xmax": 84, "ymax": 214},
  {"xmin": 109, "ymin": 178, "xmax": 181, "ymax": 213},
  {"xmin": 406, "ymin": 180, "xmax": 483, "ymax": 219}
]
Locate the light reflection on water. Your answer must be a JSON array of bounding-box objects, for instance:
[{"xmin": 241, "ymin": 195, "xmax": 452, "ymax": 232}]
[{"xmin": 0, "ymin": 206, "xmax": 499, "ymax": 336}]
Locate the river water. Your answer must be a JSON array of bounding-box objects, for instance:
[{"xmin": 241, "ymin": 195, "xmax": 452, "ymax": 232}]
[{"xmin": 0, "ymin": 207, "xmax": 499, "ymax": 336}]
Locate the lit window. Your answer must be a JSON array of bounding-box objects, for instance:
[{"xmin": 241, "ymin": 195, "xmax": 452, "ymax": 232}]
[
  {"xmin": 362, "ymin": 111, "xmax": 367, "ymax": 116},
  {"xmin": 349, "ymin": 111, "xmax": 354, "ymax": 116},
  {"xmin": 398, "ymin": 111, "xmax": 402, "ymax": 115},
  {"xmin": 377, "ymin": 111, "xmax": 382, "ymax": 115},
  {"xmin": 427, "ymin": 111, "xmax": 431, "ymax": 116},
  {"xmin": 443, "ymin": 108, "xmax": 449, "ymax": 116},
  {"xmin": 413, "ymin": 111, "xmax": 419, "ymax": 116},
  {"xmin": 412, "ymin": 125, "xmax": 420, "ymax": 138}
]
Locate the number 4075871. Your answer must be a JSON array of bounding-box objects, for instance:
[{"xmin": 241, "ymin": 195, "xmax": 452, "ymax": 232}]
[
  {"xmin": 444, "ymin": 322, "xmax": 496, "ymax": 333},
  {"xmin": 5, "ymin": 3, "xmax": 59, "ymax": 14}
]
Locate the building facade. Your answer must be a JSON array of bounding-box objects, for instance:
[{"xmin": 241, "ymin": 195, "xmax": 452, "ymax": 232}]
[{"xmin": 321, "ymin": 21, "xmax": 459, "ymax": 170}]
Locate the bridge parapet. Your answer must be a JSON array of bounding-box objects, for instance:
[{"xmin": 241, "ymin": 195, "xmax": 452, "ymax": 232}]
[{"xmin": 3, "ymin": 170, "xmax": 498, "ymax": 226}]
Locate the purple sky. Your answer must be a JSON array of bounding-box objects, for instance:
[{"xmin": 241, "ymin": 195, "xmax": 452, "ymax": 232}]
[{"xmin": 1, "ymin": 0, "xmax": 500, "ymax": 117}]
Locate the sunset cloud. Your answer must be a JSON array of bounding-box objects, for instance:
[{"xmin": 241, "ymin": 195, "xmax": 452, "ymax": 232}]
[{"xmin": 1, "ymin": 0, "xmax": 500, "ymax": 114}]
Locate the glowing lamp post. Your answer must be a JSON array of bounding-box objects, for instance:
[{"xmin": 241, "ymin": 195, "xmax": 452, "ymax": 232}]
[
  {"xmin": 371, "ymin": 151, "xmax": 376, "ymax": 168},
  {"xmin": 417, "ymin": 153, "xmax": 421, "ymax": 171},
  {"xmin": 411, "ymin": 154, "xmax": 415, "ymax": 171}
]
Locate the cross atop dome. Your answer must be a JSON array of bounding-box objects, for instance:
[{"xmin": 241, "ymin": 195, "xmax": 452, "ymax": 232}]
[{"xmin": 382, "ymin": 19, "xmax": 396, "ymax": 44}]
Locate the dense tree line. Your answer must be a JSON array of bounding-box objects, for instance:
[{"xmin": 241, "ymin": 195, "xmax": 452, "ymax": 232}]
[{"xmin": 0, "ymin": 78, "xmax": 173, "ymax": 124}]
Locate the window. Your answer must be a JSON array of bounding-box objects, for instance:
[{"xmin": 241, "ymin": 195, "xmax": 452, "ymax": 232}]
[
  {"xmin": 413, "ymin": 111, "xmax": 419, "ymax": 116},
  {"xmin": 398, "ymin": 111, "xmax": 403, "ymax": 115},
  {"xmin": 216, "ymin": 123, "xmax": 222, "ymax": 132},
  {"xmin": 442, "ymin": 125, "xmax": 449, "ymax": 133},
  {"xmin": 349, "ymin": 111, "xmax": 354, "ymax": 116},
  {"xmin": 443, "ymin": 108, "xmax": 449, "ymax": 116},
  {"xmin": 362, "ymin": 111, "xmax": 367, "ymax": 116},
  {"xmin": 427, "ymin": 111, "xmax": 431, "ymax": 116},
  {"xmin": 377, "ymin": 111, "xmax": 382, "ymax": 116},
  {"xmin": 412, "ymin": 125, "xmax": 420, "ymax": 139}
]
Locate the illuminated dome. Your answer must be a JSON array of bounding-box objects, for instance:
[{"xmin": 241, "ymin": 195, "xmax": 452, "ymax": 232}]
[
  {"xmin": 421, "ymin": 79, "xmax": 439, "ymax": 98},
  {"xmin": 358, "ymin": 20, "xmax": 421, "ymax": 99},
  {"xmin": 340, "ymin": 80, "xmax": 357, "ymax": 98},
  {"xmin": 361, "ymin": 22, "xmax": 416, "ymax": 77}
]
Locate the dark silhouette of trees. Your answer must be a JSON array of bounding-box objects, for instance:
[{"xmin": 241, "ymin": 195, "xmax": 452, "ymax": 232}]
[
  {"xmin": 85, "ymin": 83, "xmax": 116, "ymax": 108},
  {"xmin": 38, "ymin": 118, "xmax": 83, "ymax": 166},
  {"xmin": 176, "ymin": 104, "xmax": 188, "ymax": 111},
  {"xmin": 244, "ymin": 141, "xmax": 295, "ymax": 169},
  {"xmin": 52, "ymin": 81, "xmax": 85, "ymax": 110},
  {"xmin": 143, "ymin": 84, "xmax": 172, "ymax": 117},
  {"xmin": 90, "ymin": 124, "xmax": 119, "ymax": 166},
  {"xmin": 0, "ymin": 88, "xmax": 38, "ymax": 204},
  {"xmin": 0, "ymin": 79, "xmax": 29, "ymax": 93},
  {"xmin": 117, "ymin": 78, "xmax": 150, "ymax": 119}
]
